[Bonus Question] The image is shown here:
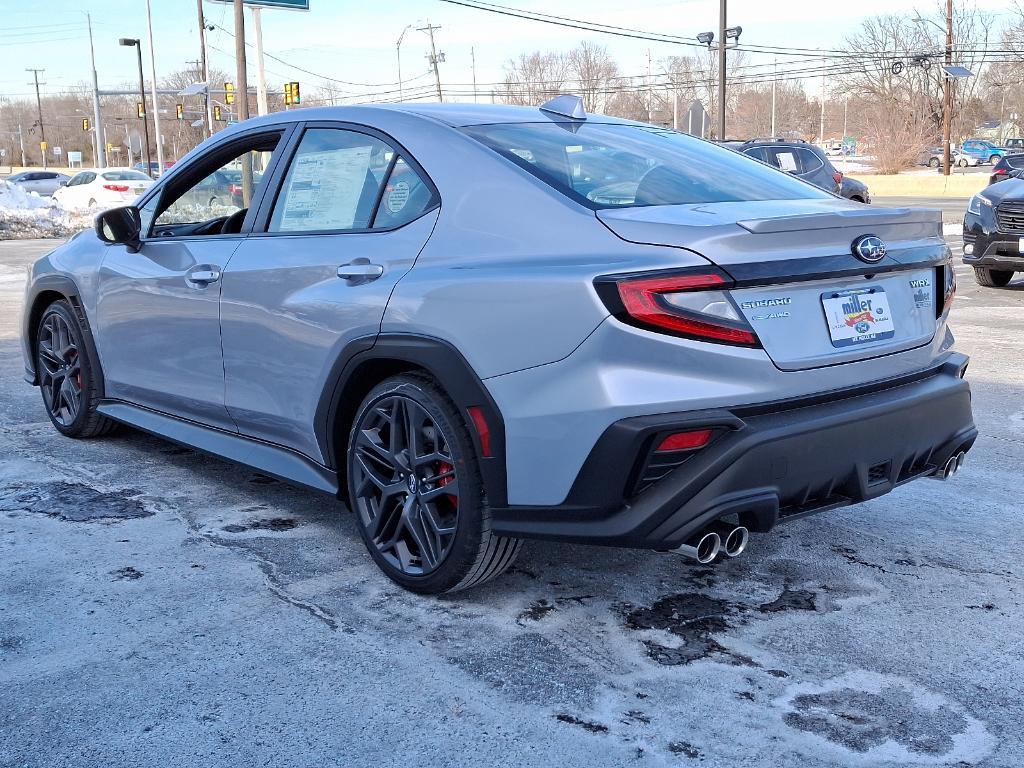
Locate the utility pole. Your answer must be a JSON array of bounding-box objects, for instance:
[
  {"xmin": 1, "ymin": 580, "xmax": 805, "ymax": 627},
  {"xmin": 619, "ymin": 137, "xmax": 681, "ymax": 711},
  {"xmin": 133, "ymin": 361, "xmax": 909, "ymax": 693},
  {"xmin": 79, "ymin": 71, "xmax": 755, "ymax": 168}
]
[
  {"xmin": 86, "ymin": 13, "xmax": 106, "ymax": 168},
  {"xmin": 717, "ymin": 0, "xmax": 726, "ymax": 139},
  {"xmin": 770, "ymin": 58, "xmax": 777, "ymax": 137},
  {"xmin": 471, "ymin": 46, "xmax": 478, "ymax": 103},
  {"xmin": 251, "ymin": 6, "xmax": 268, "ymax": 116},
  {"xmin": 26, "ymin": 69, "xmax": 47, "ymax": 168},
  {"xmin": 145, "ymin": 0, "xmax": 165, "ymax": 170},
  {"xmin": 942, "ymin": 0, "xmax": 953, "ymax": 177},
  {"xmin": 819, "ymin": 53, "xmax": 826, "ymax": 145},
  {"xmin": 120, "ymin": 40, "xmax": 153, "ymax": 174},
  {"xmin": 647, "ymin": 49, "xmax": 654, "ymax": 123},
  {"xmin": 419, "ymin": 22, "xmax": 444, "ymax": 102},
  {"xmin": 396, "ymin": 25, "xmax": 412, "ymax": 103},
  {"xmin": 233, "ymin": 0, "xmax": 253, "ymax": 205},
  {"xmin": 17, "ymin": 125, "xmax": 26, "ymax": 168},
  {"xmin": 197, "ymin": 0, "xmax": 214, "ymax": 137}
]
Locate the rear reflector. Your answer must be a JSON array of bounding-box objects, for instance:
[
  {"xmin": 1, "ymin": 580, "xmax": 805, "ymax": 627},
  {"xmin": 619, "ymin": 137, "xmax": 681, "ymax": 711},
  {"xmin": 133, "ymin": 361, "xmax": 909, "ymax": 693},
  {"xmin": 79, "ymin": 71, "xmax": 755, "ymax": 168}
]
[
  {"xmin": 595, "ymin": 269, "xmax": 760, "ymax": 347},
  {"xmin": 656, "ymin": 429, "xmax": 713, "ymax": 452},
  {"xmin": 467, "ymin": 406, "xmax": 492, "ymax": 457}
]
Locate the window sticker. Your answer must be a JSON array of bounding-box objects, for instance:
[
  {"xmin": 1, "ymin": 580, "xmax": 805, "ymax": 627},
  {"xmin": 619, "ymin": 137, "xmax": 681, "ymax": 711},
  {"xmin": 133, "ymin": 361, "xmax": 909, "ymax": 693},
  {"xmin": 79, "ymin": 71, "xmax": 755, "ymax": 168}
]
[
  {"xmin": 385, "ymin": 180, "xmax": 410, "ymax": 214},
  {"xmin": 278, "ymin": 146, "xmax": 372, "ymax": 231}
]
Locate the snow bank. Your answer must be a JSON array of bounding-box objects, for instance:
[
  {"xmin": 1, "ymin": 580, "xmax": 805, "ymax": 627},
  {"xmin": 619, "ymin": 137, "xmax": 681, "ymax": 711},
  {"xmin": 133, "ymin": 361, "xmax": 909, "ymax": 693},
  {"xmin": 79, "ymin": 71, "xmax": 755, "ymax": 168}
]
[{"xmin": 0, "ymin": 180, "xmax": 97, "ymax": 240}]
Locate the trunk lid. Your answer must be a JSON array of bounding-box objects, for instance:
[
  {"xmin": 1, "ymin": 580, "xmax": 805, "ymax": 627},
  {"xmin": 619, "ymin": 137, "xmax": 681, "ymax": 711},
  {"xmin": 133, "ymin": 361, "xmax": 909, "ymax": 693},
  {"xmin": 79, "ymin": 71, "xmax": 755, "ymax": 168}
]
[{"xmin": 597, "ymin": 199, "xmax": 947, "ymax": 371}]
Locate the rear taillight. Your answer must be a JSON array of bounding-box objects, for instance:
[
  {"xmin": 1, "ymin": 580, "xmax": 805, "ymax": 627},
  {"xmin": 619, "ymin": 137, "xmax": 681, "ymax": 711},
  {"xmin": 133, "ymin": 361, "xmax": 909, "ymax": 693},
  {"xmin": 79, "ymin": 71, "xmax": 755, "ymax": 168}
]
[
  {"xmin": 228, "ymin": 183, "xmax": 242, "ymax": 195},
  {"xmin": 595, "ymin": 269, "xmax": 760, "ymax": 347},
  {"xmin": 103, "ymin": 184, "xmax": 129, "ymax": 192},
  {"xmin": 942, "ymin": 261, "xmax": 956, "ymax": 315},
  {"xmin": 833, "ymin": 171, "xmax": 843, "ymax": 185}
]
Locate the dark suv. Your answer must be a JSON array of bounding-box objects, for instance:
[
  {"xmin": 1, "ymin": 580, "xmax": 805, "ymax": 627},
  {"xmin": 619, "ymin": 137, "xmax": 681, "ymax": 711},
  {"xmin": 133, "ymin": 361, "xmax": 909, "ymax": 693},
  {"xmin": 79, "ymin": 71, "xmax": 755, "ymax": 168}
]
[
  {"xmin": 740, "ymin": 139, "xmax": 870, "ymax": 203},
  {"xmin": 988, "ymin": 154, "xmax": 1024, "ymax": 185}
]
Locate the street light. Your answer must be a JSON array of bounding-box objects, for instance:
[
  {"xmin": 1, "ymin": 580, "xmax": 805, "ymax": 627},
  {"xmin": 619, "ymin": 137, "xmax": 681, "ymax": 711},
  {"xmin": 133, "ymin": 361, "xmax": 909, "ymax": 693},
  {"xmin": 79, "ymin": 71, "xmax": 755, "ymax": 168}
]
[
  {"xmin": 119, "ymin": 38, "xmax": 152, "ymax": 174},
  {"xmin": 396, "ymin": 24, "xmax": 413, "ymax": 102}
]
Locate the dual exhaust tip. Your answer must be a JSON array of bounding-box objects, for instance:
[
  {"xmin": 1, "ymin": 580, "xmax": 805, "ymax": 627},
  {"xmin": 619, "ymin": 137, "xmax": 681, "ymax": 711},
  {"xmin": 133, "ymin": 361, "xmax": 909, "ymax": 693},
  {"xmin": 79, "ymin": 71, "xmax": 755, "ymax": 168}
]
[
  {"xmin": 931, "ymin": 450, "xmax": 967, "ymax": 481},
  {"xmin": 672, "ymin": 521, "xmax": 749, "ymax": 564}
]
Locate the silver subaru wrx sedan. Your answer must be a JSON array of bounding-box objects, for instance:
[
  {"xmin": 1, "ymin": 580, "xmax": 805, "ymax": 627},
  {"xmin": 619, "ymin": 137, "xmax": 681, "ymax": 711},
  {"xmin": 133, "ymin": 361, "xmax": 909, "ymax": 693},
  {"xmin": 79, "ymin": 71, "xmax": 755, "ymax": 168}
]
[{"xmin": 22, "ymin": 97, "xmax": 976, "ymax": 594}]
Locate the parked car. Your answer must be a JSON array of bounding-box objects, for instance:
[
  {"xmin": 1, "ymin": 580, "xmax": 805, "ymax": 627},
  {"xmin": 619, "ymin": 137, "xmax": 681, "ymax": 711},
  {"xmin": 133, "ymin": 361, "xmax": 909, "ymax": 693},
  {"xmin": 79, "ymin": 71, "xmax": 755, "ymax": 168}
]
[
  {"xmin": 740, "ymin": 139, "xmax": 870, "ymax": 202},
  {"xmin": 959, "ymin": 139, "xmax": 1006, "ymax": 165},
  {"xmin": 4, "ymin": 170, "xmax": 71, "ymax": 196},
  {"xmin": 823, "ymin": 140, "xmax": 843, "ymax": 156},
  {"xmin": 21, "ymin": 99, "xmax": 974, "ymax": 593},
  {"xmin": 1002, "ymin": 138, "xmax": 1024, "ymax": 151},
  {"xmin": 963, "ymin": 178, "xmax": 1024, "ymax": 287},
  {"xmin": 51, "ymin": 168, "xmax": 154, "ymax": 210},
  {"xmin": 988, "ymin": 154, "xmax": 1024, "ymax": 185},
  {"xmin": 919, "ymin": 147, "xmax": 978, "ymax": 168},
  {"xmin": 175, "ymin": 168, "xmax": 262, "ymax": 209}
]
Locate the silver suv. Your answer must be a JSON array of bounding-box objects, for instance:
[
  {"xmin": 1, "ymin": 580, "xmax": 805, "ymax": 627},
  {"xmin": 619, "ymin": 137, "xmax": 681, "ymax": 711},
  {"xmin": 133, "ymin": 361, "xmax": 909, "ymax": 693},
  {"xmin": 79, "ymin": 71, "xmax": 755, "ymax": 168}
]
[{"xmin": 21, "ymin": 98, "xmax": 976, "ymax": 593}]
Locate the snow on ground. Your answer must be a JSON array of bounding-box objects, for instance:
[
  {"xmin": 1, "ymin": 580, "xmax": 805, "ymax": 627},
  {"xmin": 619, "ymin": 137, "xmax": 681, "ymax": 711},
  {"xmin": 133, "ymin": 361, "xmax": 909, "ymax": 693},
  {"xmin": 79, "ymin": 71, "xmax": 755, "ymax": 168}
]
[{"xmin": 0, "ymin": 180, "xmax": 96, "ymax": 240}]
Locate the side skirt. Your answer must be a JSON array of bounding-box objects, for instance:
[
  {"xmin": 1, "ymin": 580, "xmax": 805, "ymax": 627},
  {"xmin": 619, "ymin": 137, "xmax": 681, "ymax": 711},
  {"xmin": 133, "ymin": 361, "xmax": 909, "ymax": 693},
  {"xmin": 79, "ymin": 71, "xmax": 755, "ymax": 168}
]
[{"xmin": 97, "ymin": 400, "xmax": 339, "ymax": 496}]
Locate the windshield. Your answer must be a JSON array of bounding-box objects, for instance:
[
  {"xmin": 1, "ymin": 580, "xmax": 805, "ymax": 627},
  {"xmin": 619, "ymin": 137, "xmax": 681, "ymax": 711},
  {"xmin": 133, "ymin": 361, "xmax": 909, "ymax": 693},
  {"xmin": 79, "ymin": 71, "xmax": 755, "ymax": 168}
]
[
  {"xmin": 463, "ymin": 122, "xmax": 831, "ymax": 209},
  {"xmin": 103, "ymin": 170, "xmax": 150, "ymax": 181}
]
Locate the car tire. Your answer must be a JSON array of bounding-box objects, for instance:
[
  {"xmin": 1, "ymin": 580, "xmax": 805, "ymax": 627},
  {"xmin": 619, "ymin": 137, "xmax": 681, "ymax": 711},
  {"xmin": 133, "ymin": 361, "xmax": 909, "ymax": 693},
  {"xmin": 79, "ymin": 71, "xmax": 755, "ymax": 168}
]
[
  {"xmin": 973, "ymin": 267, "xmax": 1014, "ymax": 287},
  {"xmin": 346, "ymin": 373, "xmax": 522, "ymax": 594},
  {"xmin": 989, "ymin": 154, "xmax": 1001, "ymax": 165},
  {"xmin": 87, "ymin": 198, "xmax": 97, "ymax": 207},
  {"xmin": 209, "ymin": 196, "xmax": 219, "ymax": 207},
  {"xmin": 928, "ymin": 157, "xmax": 940, "ymax": 168},
  {"xmin": 957, "ymin": 158, "xmax": 969, "ymax": 168},
  {"xmin": 35, "ymin": 300, "xmax": 118, "ymax": 438}
]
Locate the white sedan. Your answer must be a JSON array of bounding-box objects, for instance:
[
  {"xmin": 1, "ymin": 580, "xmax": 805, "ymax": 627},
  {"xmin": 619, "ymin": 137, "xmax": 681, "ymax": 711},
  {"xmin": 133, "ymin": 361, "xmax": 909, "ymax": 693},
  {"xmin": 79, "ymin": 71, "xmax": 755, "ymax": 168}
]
[{"xmin": 52, "ymin": 168, "xmax": 154, "ymax": 211}]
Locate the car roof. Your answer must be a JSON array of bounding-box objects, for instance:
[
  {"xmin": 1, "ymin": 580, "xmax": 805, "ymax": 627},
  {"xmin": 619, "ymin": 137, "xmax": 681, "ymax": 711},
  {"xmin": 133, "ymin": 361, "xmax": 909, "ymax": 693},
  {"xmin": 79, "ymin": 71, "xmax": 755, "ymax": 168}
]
[{"xmin": 217, "ymin": 101, "xmax": 644, "ymax": 132}]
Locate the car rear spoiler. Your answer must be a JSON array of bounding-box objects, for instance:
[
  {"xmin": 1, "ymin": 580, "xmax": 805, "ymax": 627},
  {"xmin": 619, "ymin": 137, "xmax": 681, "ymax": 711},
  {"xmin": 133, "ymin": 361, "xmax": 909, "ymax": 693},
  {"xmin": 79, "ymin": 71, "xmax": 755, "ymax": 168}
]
[{"xmin": 736, "ymin": 207, "xmax": 943, "ymax": 235}]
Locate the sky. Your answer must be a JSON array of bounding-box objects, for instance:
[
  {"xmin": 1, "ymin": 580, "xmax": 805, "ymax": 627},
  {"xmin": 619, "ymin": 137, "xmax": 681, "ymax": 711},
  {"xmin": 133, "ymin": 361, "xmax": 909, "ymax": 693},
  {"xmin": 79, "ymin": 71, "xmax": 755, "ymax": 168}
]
[{"xmin": 0, "ymin": 0, "xmax": 1016, "ymax": 104}]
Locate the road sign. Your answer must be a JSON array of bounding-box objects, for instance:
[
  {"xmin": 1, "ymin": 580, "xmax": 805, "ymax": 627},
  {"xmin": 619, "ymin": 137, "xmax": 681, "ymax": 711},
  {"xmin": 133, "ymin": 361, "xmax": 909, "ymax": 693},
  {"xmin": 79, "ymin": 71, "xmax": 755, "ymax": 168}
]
[
  {"xmin": 53, "ymin": 146, "xmax": 62, "ymax": 157},
  {"xmin": 0, "ymin": 149, "xmax": 6, "ymax": 158},
  {"xmin": 209, "ymin": 0, "xmax": 308, "ymax": 9},
  {"xmin": 68, "ymin": 151, "xmax": 83, "ymax": 163},
  {"xmin": 40, "ymin": 141, "xmax": 48, "ymax": 151}
]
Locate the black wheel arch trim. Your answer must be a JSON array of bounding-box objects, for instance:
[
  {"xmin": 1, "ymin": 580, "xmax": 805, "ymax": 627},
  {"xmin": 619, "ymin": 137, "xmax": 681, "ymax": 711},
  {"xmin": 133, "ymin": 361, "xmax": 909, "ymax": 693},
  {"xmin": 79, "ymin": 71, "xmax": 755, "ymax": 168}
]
[
  {"xmin": 23, "ymin": 274, "xmax": 105, "ymax": 397},
  {"xmin": 316, "ymin": 333, "xmax": 508, "ymax": 507}
]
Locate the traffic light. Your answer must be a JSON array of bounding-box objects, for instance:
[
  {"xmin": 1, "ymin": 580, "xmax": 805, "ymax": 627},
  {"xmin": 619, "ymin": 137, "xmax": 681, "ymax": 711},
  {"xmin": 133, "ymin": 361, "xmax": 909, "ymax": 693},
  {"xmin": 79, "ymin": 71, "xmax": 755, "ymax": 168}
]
[
  {"xmin": 176, "ymin": 103, "xmax": 184, "ymax": 120},
  {"xmin": 82, "ymin": 118, "xmax": 90, "ymax": 132},
  {"xmin": 224, "ymin": 82, "xmax": 235, "ymax": 105},
  {"xmin": 214, "ymin": 105, "xmax": 223, "ymax": 121},
  {"xmin": 137, "ymin": 102, "xmax": 146, "ymax": 119},
  {"xmin": 284, "ymin": 81, "xmax": 301, "ymax": 106}
]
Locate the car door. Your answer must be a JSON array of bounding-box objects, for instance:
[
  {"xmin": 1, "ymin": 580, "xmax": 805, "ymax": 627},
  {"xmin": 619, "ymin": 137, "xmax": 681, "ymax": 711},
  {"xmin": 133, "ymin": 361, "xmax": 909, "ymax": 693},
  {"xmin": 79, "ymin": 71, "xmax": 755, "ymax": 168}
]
[
  {"xmin": 92, "ymin": 127, "xmax": 291, "ymax": 430},
  {"xmin": 219, "ymin": 123, "xmax": 440, "ymax": 462}
]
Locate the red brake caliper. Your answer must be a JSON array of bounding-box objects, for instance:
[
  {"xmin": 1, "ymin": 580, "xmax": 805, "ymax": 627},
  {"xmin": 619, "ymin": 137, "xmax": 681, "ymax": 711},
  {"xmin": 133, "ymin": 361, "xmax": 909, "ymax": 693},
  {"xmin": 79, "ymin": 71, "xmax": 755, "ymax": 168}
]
[{"xmin": 437, "ymin": 461, "xmax": 457, "ymax": 508}]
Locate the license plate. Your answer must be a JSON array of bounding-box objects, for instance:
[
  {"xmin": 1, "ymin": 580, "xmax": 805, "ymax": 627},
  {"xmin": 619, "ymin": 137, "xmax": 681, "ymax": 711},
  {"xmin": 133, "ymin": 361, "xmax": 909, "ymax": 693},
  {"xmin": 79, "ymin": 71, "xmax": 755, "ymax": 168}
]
[{"xmin": 821, "ymin": 286, "xmax": 896, "ymax": 348}]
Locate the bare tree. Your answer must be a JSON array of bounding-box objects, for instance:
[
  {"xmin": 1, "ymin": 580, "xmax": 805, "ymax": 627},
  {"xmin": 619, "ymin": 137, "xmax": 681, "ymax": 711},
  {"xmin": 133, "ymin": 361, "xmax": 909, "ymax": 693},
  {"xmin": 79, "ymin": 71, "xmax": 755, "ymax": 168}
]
[
  {"xmin": 501, "ymin": 51, "xmax": 569, "ymax": 106},
  {"xmin": 565, "ymin": 41, "xmax": 618, "ymax": 113}
]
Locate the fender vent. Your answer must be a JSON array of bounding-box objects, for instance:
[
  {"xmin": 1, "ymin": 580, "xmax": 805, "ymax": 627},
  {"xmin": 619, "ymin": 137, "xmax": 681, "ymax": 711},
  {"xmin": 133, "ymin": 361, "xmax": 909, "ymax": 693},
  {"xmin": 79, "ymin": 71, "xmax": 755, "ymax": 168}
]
[{"xmin": 867, "ymin": 462, "xmax": 890, "ymax": 485}]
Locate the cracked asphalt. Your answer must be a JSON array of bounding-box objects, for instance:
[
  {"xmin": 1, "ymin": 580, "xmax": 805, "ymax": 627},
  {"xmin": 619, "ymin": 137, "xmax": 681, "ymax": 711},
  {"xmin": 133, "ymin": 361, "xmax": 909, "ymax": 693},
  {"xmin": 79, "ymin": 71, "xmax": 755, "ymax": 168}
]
[{"xmin": 1, "ymin": 236, "xmax": 1022, "ymax": 767}]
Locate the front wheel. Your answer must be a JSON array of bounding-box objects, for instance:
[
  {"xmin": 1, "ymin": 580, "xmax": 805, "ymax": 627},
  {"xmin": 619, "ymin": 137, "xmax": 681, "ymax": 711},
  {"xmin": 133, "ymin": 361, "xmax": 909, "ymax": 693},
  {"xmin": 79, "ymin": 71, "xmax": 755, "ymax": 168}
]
[
  {"xmin": 346, "ymin": 374, "xmax": 521, "ymax": 594},
  {"xmin": 973, "ymin": 267, "xmax": 1014, "ymax": 287},
  {"xmin": 928, "ymin": 157, "xmax": 940, "ymax": 168},
  {"xmin": 989, "ymin": 154, "xmax": 1001, "ymax": 165},
  {"xmin": 958, "ymin": 158, "xmax": 969, "ymax": 167},
  {"xmin": 35, "ymin": 300, "xmax": 117, "ymax": 438}
]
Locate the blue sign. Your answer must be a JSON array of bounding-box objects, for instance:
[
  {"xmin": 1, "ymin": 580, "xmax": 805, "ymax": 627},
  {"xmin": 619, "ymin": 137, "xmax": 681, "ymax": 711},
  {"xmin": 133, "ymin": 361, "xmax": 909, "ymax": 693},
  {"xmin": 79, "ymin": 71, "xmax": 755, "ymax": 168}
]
[{"xmin": 210, "ymin": 0, "xmax": 309, "ymax": 9}]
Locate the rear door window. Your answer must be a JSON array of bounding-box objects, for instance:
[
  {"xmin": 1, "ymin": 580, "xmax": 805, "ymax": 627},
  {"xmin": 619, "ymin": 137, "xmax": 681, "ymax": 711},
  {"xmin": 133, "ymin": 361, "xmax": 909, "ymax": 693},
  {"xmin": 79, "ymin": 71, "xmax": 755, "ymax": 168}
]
[
  {"xmin": 371, "ymin": 156, "xmax": 437, "ymax": 229},
  {"xmin": 269, "ymin": 128, "xmax": 391, "ymax": 233}
]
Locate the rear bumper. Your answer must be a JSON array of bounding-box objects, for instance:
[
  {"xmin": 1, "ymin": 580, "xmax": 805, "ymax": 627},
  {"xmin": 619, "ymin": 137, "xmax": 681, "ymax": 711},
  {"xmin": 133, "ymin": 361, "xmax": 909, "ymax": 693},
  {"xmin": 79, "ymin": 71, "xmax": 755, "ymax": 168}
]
[{"xmin": 491, "ymin": 356, "xmax": 976, "ymax": 549}]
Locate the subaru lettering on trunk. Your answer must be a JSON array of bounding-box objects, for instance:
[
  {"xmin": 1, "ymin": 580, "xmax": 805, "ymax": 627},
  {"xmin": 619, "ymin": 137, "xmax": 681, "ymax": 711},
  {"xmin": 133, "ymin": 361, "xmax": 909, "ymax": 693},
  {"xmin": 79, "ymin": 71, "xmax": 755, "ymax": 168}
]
[{"xmin": 21, "ymin": 97, "xmax": 976, "ymax": 593}]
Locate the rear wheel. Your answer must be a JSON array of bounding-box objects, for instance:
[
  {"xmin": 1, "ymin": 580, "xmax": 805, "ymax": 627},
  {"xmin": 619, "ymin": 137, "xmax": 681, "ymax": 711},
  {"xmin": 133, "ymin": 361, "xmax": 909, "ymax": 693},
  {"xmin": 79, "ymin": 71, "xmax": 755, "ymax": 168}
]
[
  {"xmin": 958, "ymin": 158, "xmax": 969, "ymax": 168},
  {"xmin": 346, "ymin": 374, "xmax": 521, "ymax": 594},
  {"xmin": 989, "ymin": 154, "xmax": 1001, "ymax": 165},
  {"xmin": 928, "ymin": 157, "xmax": 940, "ymax": 168},
  {"xmin": 973, "ymin": 267, "xmax": 1014, "ymax": 287},
  {"xmin": 35, "ymin": 300, "xmax": 117, "ymax": 438}
]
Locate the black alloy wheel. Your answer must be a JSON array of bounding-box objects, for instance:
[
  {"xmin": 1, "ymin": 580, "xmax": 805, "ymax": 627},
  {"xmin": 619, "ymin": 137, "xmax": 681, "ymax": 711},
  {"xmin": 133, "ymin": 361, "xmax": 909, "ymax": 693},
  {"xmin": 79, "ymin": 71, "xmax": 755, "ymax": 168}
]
[
  {"xmin": 37, "ymin": 310, "xmax": 83, "ymax": 427},
  {"xmin": 347, "ymin": 375, "xmax": 521, "ymax": 593},
  {"xmin": 351, "ymin": 393, "xmax": 460, "ymax": 576},
  {"xmin": 35, "ymin": 300, "xmax": 117, "ymax": 438}
]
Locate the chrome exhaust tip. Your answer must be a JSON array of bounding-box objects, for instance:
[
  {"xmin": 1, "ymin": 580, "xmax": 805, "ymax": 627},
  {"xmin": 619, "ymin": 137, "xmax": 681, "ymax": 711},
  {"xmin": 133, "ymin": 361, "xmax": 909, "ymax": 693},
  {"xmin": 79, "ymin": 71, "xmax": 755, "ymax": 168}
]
[
  {"xmin": 931, "ymin": 452, "xmax": 963, "ymax": 481},
  {"xmin": 708, "ymin": 521, "xmax": 750, "ymax": 557},
  {"xmin": 723, "ymin": 525, "xmax": 749, "ymax": 557},
  {"xmin": 672, "ymin": 531, "xmax": 721, "ymax": 564},
  {"xmin": 955, "ymin": 451, "xmax": 966, "ymax": 474}
]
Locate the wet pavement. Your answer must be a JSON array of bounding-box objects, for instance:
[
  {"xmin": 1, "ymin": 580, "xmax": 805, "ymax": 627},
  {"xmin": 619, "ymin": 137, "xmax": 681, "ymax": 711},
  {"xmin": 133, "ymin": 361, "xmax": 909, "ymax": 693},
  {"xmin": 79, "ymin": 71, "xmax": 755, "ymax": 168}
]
[{"xmin": 1, "ymin": 238, "xmax": 1022, "ymax": 767}]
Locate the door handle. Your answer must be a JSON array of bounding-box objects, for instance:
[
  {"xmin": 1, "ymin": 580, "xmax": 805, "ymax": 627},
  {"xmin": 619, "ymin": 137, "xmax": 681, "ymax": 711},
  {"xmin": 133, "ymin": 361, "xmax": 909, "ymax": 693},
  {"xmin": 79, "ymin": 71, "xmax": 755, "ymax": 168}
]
[
  {"xmin": 337, "ymin": 261, "xmax": 384, "ymax": 282},
  {"xmin": 186, "ymin": 267, "xmax": 221, "ymax": 286}
]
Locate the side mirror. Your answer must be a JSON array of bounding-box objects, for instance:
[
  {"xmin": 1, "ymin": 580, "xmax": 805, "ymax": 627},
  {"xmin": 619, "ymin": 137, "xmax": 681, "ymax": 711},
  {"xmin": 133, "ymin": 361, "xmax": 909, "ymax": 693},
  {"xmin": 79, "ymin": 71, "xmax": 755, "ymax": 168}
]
[{"xmin": 95, "ymin": 206, "xmax": 142, "ymax": 252}]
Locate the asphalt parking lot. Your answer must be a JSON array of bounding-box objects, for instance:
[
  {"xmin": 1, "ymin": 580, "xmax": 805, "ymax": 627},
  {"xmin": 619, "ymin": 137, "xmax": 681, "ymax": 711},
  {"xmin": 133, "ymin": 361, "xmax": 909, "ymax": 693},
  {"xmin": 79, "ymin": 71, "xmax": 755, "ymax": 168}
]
[{"xmin": 1, "ymin": 225, "xmax": 1022, "ymax": 767}]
